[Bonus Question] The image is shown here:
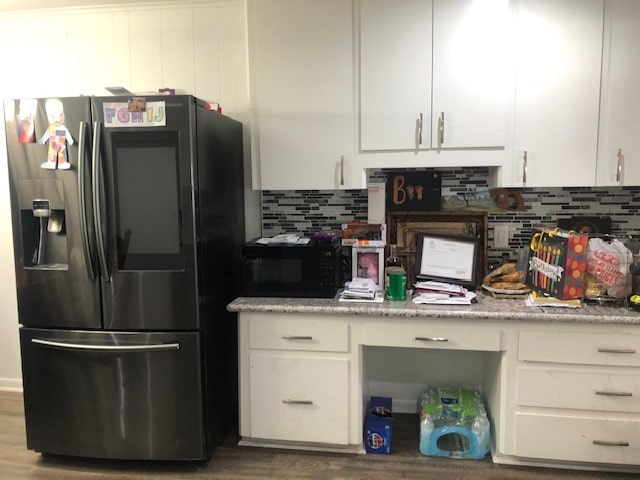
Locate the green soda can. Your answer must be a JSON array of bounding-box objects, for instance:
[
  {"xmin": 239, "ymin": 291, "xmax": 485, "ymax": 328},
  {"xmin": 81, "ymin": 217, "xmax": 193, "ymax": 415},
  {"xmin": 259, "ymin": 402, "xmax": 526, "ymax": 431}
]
[{"xmin": 385, "ymin": 267, "xmax": 407, "ymax": 301}]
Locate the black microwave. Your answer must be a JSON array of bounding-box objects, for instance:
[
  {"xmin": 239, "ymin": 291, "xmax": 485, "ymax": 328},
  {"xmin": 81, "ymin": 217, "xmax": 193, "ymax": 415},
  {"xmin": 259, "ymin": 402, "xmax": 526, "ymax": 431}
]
[{"xmin": 240, "ymin": 238, "xmax": 342, "ymax": 298}]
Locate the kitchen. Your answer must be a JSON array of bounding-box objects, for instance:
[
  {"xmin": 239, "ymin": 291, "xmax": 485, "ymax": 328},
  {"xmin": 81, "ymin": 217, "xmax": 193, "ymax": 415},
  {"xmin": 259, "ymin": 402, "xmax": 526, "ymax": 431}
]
[{"xmin": 1, "ymin": 0, "xmax": 640, "ymax": 478}]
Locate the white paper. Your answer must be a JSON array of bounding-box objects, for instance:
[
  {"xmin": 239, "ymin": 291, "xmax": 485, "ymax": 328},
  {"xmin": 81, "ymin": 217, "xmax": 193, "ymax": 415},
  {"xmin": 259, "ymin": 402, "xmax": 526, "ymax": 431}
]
[
  {"xmin": 419, "ymin": 237, "xmax": 475, "ymax": 282},
  {"xmin": 413, "ymin": 291, "xmax": 477, "ymax": 305}
]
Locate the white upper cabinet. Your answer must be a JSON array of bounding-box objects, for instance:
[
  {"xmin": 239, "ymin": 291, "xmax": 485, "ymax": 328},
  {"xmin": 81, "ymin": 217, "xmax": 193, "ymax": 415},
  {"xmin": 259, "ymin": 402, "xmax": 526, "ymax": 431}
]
[
  {"xmin": 359, "ymin": 0, "xmax": 512, "ymax": 154},
  {"xmin": 247, "ymin": 0, "xmax": 361, "ymax": 190},
  {"xmin": 431, "ymin": 0, "xmax": 512, "ymax": 150},
  {"xmin": 597, "ymin": 0, "xmax": 640, "ymax": 186},
  {"xmin": 359, "ymin": 0, "xmax": 432, "ymax": 151},
  {"xmin": 510, "ymin": 0, "xmax": 603, "ymax": 187}
]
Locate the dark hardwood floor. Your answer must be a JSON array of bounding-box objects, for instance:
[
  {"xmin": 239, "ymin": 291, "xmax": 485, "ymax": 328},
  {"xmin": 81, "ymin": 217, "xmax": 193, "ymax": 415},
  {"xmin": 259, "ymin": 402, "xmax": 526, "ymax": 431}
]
[{"xmin": 1, "ymin": 391, "xmax": 638, "ymax": 480}]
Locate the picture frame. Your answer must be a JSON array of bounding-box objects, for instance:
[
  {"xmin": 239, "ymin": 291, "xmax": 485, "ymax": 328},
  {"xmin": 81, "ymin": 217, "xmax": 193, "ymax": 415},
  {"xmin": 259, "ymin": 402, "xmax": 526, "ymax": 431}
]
[
  {"xmin": 352, "ymin": 246, "xmax": 385, "ymax": 288},
  {"xmin": 415, "ymin": 233, "xmax": 480, "ymax": 289},
  {"xmin": 386, "ymin": 211, "xmax": 488, "ymax": 286}
]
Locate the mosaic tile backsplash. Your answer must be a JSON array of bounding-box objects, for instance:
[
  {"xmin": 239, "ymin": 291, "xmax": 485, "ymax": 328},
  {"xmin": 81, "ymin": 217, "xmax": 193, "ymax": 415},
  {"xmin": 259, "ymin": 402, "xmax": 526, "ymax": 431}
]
[{"xmin": 260, "ymin": 168, "xmax": 640, "ymax": 265}]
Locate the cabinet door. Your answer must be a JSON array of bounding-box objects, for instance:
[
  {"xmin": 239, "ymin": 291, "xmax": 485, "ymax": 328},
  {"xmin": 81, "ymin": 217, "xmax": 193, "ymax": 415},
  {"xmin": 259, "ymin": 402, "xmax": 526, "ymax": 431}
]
[
  {"xmin": 597, "ymin": 0, "xmax": 640, "ymax": 186},
  {"xmin": 248, "ymin": 0, "xmax": 358, "ymax": 190},
  {"xmin": 249, "ymin": 354, "xmax": 349, "ymax": 444},
  {"xmin": 360, "ymin": 0, "xmax": 432, "ymax": 151},
  {"xmin": 512, "ymin": 0, "xmax": 603, "ymax": 187},
  {"xmin": 431, "ymin": 0, "xmax": 512, "ymax": 149}
]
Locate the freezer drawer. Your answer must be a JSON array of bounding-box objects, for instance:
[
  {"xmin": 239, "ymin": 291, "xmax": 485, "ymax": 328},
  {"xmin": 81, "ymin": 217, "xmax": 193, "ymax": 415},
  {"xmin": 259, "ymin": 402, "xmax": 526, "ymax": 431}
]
[{"xmin": 20, "ymin": 328, "xmax": 207, "ymax": 460}]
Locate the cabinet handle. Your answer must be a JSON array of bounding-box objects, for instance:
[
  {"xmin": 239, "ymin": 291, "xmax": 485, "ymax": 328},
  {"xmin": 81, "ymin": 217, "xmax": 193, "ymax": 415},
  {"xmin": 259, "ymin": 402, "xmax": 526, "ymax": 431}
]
[
  {"xmin": 598, "ymin": 347, "xmax": 636, "ymax": 354},
  {"xmin": 522, "ymin": 150, "xmax": 528, "ymax": 185},
  {"xmin": 438, "ymin": 112, "xmax": 445, "ymax": 148},
  {"xmin": 282, "ymin": 335, "xmax": 313, "ymax": 340},
  {"xmin": 595, "ymin": 390, "xmax": 633, "ymax": 397},
  {"xmin": 282, "ymin": 399, "xmax": 313, "ymax": 405},
  {"xmin": 592, "ymin": 440, "xmax": 630, "ymax": 447},
  {"xmin": 340, "ymin": 155, "xmax": 345, "ymax": 186},
  {"xmin": 418, "ymin": 113, "xmax": 423, "ymax": 146},
  {"xmin": 415, "ymin": 336, "xmax": 448, "ymax": 342},
  {"xmin": 616, "ymin": 148, "xmax": 622, "ymax": 182}
]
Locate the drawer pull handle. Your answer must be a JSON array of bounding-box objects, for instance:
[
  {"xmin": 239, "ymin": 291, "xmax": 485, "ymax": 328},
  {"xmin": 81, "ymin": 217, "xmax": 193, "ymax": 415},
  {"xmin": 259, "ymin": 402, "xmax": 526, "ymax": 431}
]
[
  {"xmin": 282, "ymin": 399, "xmax": 313, "ymax": 405},
  {"xmin": 595, "ymin": 390, "xmax": 633, "ymax": 397},
  {"xmin": 593, "ymin": 440, "xmax": 630, "ymax": 447},
  {"xmin": 415, "ymin": 336, "xmax": 448, "ymax": 342},
  {"xmin": 282, "ymin": 335, "xmax": 313, "ymax": 340},
  {"xmin": 598, "ymin": 348, "xmax": 636, "ymax": 354}
]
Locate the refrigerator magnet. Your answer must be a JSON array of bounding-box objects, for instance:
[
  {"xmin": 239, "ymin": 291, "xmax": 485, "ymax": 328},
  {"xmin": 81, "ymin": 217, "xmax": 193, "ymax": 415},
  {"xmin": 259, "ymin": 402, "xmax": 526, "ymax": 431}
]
[
  {"xmin": 17, "ymin": 99, "xmax": 37, "ymax": 144},
  {"xmin": 39, "ymin": 99, "xmax": 73, "ymax": 170}
]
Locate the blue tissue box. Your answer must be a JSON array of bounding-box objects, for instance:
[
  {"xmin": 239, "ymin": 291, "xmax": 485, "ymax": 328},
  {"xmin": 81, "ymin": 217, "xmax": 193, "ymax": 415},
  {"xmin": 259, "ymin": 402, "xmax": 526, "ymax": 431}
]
[{"xmin": 364, "ymin": 396, "xmax": 392, "ymax": 454}]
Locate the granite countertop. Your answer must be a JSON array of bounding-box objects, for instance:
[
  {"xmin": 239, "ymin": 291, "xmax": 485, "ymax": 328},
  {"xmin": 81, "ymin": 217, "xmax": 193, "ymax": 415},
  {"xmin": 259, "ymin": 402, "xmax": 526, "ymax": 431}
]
[{"xmin": 227, "ymin": 293, "xmax": 640, "ymax": 326}]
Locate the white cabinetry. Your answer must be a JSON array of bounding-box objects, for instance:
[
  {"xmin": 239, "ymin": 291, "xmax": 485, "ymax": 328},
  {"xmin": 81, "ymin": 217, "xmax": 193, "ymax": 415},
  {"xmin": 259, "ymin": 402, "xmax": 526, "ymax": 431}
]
[
  {"xmin": 247, "ymin": 0, "xmax": 361, "ymax": 190},
  {"xmin": 597, "ymin": 0, "xmax": 640, "ymax": 186},
  {"xmin": 358, "ymin": 0, "xmax": 512, "ymax": 169},
  {"xmin": 515, "ymin": 330, "xmax": 640, "ymax": 465},
  {"xmin": 509, "ymin": 0, "xmax": 603, "ymax": 187},
  {"xmin": 239, "ymin": 315, "xmax": 352, "ymax": 446}
]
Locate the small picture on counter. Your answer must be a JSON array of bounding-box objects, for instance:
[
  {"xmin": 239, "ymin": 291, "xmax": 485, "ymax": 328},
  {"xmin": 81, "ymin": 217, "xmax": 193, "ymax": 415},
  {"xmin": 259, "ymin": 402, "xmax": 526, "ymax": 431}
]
[{"xmin": 352, "ymin": 246, "xmax": 385, "ymax": 288}]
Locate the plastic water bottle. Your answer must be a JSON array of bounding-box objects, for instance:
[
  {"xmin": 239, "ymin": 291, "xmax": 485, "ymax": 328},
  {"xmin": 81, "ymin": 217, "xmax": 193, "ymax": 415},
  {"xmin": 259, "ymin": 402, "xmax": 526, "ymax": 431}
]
[
  {"xmin": 471, "ymin": 411, "xmax": 490, "ymax": 458},
  {"xmin": 419, "ymin": 413, "xmax": 434, "ymax": 455}
]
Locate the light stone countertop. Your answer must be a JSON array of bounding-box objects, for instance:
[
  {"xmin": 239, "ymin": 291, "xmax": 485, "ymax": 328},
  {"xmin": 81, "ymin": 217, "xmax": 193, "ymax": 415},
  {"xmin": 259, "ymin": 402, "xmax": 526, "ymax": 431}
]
[{"xmin": 227, "ymin": 293, "xmax": 640, "ymax": 326}]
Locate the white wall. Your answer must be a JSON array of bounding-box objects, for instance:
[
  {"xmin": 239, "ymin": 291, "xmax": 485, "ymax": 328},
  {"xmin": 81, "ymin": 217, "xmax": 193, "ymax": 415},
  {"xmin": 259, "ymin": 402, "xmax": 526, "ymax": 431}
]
[{"xmin": 0, "ymin": 0, "xmax": 257, "ymax": 390}]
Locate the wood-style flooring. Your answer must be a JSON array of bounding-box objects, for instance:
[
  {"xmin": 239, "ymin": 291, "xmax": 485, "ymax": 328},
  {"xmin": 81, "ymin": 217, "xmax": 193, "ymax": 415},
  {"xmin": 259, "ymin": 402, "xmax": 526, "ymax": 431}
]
[{"xmin": 0, "ymin": 390, "xmax": 638, "ymax": 480}]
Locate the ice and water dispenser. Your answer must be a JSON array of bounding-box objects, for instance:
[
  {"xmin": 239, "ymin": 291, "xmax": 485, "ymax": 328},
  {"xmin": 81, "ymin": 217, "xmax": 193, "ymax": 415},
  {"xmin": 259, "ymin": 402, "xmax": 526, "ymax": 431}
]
[{"xmin": 18, "ymin": 179, "xmax": 67, "ymax": 269}]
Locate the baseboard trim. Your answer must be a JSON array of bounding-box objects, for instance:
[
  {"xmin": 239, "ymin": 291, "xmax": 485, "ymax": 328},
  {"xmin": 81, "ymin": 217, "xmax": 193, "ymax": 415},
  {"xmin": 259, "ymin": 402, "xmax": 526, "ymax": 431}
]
[{"xmin": 0, "ymin": 378, "xmax": 23, "ymax": 393}]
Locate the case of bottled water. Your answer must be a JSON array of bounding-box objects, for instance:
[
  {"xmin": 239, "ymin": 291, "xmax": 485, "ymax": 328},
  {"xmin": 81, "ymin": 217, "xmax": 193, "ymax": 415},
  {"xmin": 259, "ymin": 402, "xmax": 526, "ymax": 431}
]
[{"xmin": 417, "ymin": 386, "xmax": 490, "ymax": 460}]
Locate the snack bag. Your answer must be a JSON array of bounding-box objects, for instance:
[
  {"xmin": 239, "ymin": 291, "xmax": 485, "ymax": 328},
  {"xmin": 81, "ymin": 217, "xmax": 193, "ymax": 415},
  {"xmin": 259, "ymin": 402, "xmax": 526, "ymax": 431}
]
[{"xmin": 586, "ymin": 238, "xmax": 632, "ymax": 298}]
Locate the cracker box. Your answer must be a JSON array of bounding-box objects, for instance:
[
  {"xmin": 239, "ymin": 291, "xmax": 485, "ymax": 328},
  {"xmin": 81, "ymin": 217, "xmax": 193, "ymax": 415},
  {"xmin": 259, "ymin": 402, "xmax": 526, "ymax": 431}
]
[{"xmin": 364, "ymin": 396, "xmax": 392, "ymax": 454}]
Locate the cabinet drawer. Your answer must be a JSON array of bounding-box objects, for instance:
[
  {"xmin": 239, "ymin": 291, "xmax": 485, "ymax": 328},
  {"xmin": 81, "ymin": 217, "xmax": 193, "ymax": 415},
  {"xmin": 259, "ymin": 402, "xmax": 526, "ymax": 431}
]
[
  {"xmin": 517, "ymin": 368, "xmax": 640, "ymax": 413},
  {"xmin": 519, "ymin": 331, "xmax": 640, "ymax": 367},
  {"xmin": 249, "ymin": 354, "xmax": 349, "ymax": 444},
  {"xmin": 515, "ymin": 413, "xmax": 640, "ymax": 465},
  {"xmin": 249, "ymin": 319, "xmax": 348, "ymax": 352},
  {"xmin": 366, "ymin": 324, "xmax": 501, "ymax": 351}
]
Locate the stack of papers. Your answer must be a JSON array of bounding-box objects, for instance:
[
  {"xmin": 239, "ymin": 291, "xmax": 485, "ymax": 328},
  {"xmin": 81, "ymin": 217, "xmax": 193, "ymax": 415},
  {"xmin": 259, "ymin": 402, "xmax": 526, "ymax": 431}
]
[
  {"xmin": 256, "ymin": 234, "xmax": 310, "ymax": 245},
  {"xmin": 525, "ymin": 291, "xmax": 582, "ymax": 308},
  {"xmin": 414, "ymin": 281, "xmax": 467, "ymax": 297},
  {"xmin": 412, "ymin": 280, "xmax": 476, "ymax": 305},
  {"xmin": 339, "ymin": 278, "xmax": 383, "ymax": 303},
  {"xmin": 413, "ymin": 291, "xmax": 477, "ymax": 305}
]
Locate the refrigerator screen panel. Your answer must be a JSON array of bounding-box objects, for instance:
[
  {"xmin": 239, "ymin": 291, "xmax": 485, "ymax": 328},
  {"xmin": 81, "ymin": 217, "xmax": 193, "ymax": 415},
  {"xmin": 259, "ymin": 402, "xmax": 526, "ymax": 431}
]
[{"xmin": 112, "ymin": 132, "xmax": 184, "ymax": 270}]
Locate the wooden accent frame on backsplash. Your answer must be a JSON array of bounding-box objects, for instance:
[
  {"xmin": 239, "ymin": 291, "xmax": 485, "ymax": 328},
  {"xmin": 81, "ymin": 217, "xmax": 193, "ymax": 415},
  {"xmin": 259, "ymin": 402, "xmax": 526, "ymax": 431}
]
[{"xmin": 386, "ymin": 211, "xmax": 488, "ymax": 287}]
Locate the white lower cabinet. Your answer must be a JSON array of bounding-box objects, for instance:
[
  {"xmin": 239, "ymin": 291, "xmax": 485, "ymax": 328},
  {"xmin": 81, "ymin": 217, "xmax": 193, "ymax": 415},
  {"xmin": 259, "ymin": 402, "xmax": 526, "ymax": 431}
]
[
  {"xmin": 515, "ymin": 329, "xmax": 640, "ymax": 466},
  {"xmin": 515, "ymin": 414, "xmax": 640, "ymax": 464},
  {"xmin": 237, "ymin": 310, "xmax": 640, "ymax": 471},
  {"xmin": 249, "ymin": 354, "xmax": 349, "ymax": 444},
  {"xmin": 239, "ymin": 314, "xmax": 353, "ymax": 446}
]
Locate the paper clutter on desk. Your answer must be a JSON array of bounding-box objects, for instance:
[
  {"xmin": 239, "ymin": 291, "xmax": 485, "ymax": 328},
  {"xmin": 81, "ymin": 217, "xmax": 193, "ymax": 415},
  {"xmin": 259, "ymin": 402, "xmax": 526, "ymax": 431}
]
[
  {"xmin": 413, "ymin": 290, "xmax": 477, "ymax": 305},
  {"xmin": 340, "ymin": 278, "xmax": 379, "ymax": 301},
  {"xmin": 414, "ymin": 280, "xmax": 467, "ymax": 297}
]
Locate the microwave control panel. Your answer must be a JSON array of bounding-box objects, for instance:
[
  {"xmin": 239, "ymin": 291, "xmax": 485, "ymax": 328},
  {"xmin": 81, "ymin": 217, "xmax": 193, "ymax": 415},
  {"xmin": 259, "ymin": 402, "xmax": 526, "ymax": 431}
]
[{"xmin": 318, "ymin": 249, "xmax": 338, "ymax": 287}]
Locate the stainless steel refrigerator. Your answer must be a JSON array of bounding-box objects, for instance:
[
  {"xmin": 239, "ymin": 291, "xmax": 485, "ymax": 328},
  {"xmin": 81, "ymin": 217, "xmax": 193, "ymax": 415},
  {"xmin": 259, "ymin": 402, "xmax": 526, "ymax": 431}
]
[{"xmin": 3, "ymin": 95, "xmax": 245, "ymax": 460}]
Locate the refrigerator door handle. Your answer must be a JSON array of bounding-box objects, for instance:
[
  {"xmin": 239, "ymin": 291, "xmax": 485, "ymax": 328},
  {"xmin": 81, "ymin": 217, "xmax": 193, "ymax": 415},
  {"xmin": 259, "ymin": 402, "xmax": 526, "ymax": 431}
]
[
  {"xmin": 77, "ymin": 121, "xmax": 96, "ymax": 282},
  {"xmin": 31, "ymin": 338, "xmax": 180, "ymax": 352},
  {"xmin": 92, "ymin": 121, "xmax": 109, "ymax": 282}
]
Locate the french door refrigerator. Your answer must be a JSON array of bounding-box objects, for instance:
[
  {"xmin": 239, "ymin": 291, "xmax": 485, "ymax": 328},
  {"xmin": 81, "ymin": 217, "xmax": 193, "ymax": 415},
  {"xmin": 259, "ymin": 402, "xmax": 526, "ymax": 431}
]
[{"xmin": 3, "ymin": 95, "xmax": 245, "ymax": 461}]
